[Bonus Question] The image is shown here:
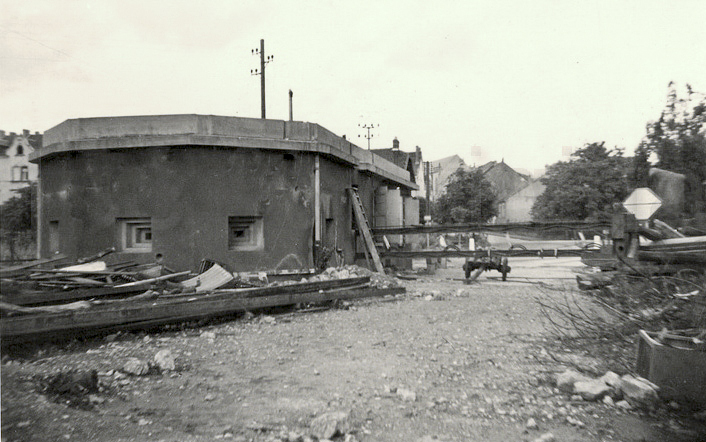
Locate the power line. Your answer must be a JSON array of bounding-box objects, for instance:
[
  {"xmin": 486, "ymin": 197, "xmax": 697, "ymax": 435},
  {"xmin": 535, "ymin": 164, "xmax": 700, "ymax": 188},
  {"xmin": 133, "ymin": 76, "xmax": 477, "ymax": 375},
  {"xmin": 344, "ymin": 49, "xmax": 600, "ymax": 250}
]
[{"xmin": 1, "ymin": 27, "xmax": 72, "ymax": 59}]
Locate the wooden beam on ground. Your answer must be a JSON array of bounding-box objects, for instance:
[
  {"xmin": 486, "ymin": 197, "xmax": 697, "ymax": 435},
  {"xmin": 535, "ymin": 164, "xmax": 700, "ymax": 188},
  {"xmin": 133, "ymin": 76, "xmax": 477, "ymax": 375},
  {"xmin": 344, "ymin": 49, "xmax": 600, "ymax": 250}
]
[
  {"xmin": 379, "ymin": 249, "xmax": 586, "ymax": 259},
  {"xmin": 372, "ymin": 221, "xmax": 611, "ymax": 236},
  {"xmin": 0, "ymin": 255, "xmax": 68, "ymax": 278},
  {"xmin": 0, "ymin": 286, "xmax": 153, "ymax": 306},
  {"xmin": 0, "ymin": 277, "xmax": 394, "ymax": 345}
]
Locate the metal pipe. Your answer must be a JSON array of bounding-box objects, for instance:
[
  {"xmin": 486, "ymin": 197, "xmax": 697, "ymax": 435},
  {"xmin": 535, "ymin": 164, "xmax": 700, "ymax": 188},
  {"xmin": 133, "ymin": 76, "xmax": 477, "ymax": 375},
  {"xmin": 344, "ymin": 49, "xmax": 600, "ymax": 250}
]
[
  {"xmin": 289, "ymin": 89, "xmax": 293, "ymax": 121},
  {"xmin": 314, "ymin": 155, "xmax": 321, "ymax": 243}
]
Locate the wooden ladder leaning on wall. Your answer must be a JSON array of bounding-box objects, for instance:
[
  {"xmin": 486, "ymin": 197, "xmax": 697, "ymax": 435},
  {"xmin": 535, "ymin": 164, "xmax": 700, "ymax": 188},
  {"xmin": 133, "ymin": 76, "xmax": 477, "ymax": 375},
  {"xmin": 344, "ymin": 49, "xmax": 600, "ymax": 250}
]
[{"xmin": 347, "ymin": 187, "xmax": 385, "ymax": 273}]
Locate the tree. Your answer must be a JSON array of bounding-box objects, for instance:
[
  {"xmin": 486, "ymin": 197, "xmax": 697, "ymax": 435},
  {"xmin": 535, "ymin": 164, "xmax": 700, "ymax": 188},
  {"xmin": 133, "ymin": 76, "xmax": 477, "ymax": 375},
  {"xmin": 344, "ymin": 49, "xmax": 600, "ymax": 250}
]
[
  {"xmin": 531, "ymin": 142, "xmax": 630, "ymax": 221},
  {"xmin": 0, "ymin": 184, "xmax": 36, "ymax": 260},
  {"xmin": 0, "ymin": 184, "xmax": 35, "ymax": 233},
  {"xmin": 435, "ymin": 168, "xmax": 496, "ymax": 223},
  {"xmin": 635, "ymin": 82, "xmax": 706, "ymax": 215}
]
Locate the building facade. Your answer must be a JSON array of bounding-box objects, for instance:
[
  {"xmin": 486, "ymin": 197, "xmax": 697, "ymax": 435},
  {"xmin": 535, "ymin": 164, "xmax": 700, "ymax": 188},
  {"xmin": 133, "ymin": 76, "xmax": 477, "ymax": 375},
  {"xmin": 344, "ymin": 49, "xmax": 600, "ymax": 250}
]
[
  {"xmin": 0, "ymin": 130, "xmax": 42, "ymax": 203},
  {"xmin": 30, "ymin": 115, "xmax": 417, "ymax": 272}
]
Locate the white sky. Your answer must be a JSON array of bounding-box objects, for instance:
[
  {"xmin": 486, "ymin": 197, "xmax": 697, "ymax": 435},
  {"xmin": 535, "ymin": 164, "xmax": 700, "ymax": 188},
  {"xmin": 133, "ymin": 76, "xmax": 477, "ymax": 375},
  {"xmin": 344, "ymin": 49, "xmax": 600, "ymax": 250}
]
[{"xmin": 2, "ymin": 0, "xmax": 705, "ymax": 176}]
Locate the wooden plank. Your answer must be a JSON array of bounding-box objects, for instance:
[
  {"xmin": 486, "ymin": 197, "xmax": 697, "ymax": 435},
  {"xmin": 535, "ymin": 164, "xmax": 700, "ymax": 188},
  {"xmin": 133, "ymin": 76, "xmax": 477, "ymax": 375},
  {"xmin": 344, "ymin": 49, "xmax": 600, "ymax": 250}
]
[
  {"xmin": 114, "ymin": 270, "xmax": 192, "ymax": 288},
  {"xmin": 0, "ymin": 277, "xmax": 378, "ymax": 344},
  {"xmin": 347, "ymin": 188, "xmax": 384, "ymax": 273},
  {"xmin": 0, "ymin": 255, "xmax": 68, "ymax": 278},
  {"xmin": 85, "ymin": 286, "xmax": 405, "ymax": 337},
  {"xmin": 379, "ymin": 249, "xmax": 586, "ymax": 259},
  {"xmin": 1, "ymin": 286, "xmax": 154, "ymax": 307},
  {"xmin": 372, "ymin": 221, "xmax": 611, "ymax": 236}
]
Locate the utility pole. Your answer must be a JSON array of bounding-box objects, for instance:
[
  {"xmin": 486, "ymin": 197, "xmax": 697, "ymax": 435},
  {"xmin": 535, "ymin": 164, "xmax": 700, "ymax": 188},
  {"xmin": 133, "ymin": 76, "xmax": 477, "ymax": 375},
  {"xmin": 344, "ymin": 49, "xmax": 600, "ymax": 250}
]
[
  {"xmin": 358, "ymin": 123, "xmax": 378, "ymax": 150},
  {"xmin": 251, "ymin": 39, "xmax": 273, "ymax": 119}
]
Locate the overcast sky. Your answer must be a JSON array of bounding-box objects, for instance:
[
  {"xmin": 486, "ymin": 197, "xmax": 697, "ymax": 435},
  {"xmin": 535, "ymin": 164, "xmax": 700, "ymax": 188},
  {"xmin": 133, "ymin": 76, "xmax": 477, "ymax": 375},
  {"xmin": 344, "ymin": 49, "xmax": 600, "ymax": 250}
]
[{"xmin": 2, "ymin": 0, "xmax": 705, "ymax": 175}]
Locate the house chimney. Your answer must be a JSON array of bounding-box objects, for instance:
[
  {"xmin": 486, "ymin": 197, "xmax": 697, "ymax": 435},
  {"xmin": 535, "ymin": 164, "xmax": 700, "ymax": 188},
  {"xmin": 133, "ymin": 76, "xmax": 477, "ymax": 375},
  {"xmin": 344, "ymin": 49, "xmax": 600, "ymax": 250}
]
[
  {"xmin": 392, "ymin": 137, "xmax": 399, "ymax": 150},
  {"xmin": 23, "ymin": 129, "xmax": 30, "ymax": 137}
]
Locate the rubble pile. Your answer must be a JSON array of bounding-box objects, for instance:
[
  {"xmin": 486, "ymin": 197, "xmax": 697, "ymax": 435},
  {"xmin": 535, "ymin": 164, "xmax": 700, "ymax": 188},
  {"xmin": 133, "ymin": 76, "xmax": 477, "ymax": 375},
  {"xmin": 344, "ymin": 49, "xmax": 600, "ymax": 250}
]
[
  {"xmin": 555, "ymin": 368, "xmax": 661, "ymax": 410},
  {"xmin": 36, "ymin": 369, "xmax": 99, "ymax": 409},
  {"xmin": 304, "ymin": 265, "xmax": 402, "ymax": 289}
]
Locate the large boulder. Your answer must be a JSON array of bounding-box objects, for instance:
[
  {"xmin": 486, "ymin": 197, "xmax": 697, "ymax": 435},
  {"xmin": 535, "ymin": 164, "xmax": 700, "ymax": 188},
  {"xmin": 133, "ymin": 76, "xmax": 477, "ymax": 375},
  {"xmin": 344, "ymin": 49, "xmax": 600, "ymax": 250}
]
[
  {"xmin": 574, "ymin": 379, "xmax": 612, "ymax": 401},
  {"xmin": 310, "ymin": 411, "xmax": 349, "ymax": 440},
  {"xmin": 619, "ymin": 375, "xmax": 660, "ymax": 409},
  {"xmin": 555, "ymin": 369, "xmax": 591, "ymax": 393}
]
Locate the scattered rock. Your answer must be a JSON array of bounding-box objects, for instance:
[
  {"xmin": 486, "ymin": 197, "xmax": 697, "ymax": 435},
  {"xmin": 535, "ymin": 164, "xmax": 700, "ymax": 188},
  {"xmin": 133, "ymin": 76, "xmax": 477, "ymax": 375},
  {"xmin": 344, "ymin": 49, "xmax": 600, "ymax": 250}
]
[
  {"xmin": 615, "ymin": 400, "xmax": 632, "ymax": 410},
  {"xmin": 418, "ymin": 436, "xmax": 450, "ymax": 442},
  {"xmin": 261, "ymin": 316, "xmax": 276, "ymax": 324},
  {"xmin": 555, "ymin": 369, "xmax": 590, "ymax": 393},
  {"xmin": 287, "ymin": 431, "xmax": 304, "ymax": 442},
  {"xmin": 201, "ymin": 331, "xmax": 216, "ymax": 340},
  {"xmin": 42, "ymin": 370, "xmax": 99, "ymax": 396},
  {"xmin": 204, "ymin": 393, "xmax": 217, "ymax": 401},
  {"xmin": 600, "ymin": 371, "xmax": 621, "ymax": 388},
  {"xmin": 532, "ymin": 433, "xmax": 555, "ymax": 442},
  {"xmin": 343, "ymin": 434, "xmax": 359, "ymax": 442},
  {"xmin": 137, "ymin": 418, "xmax": 151, "ymax": 426},
  {"xmin": 309, "ymin": 411, "xmax": 349, "ymax": 440},
  {"xmin": 603, "ymin": 396, "xmax": 614, "ymax": 406},
  {"xmin": 154, "ymin": 349, "xmax": 176, "ymax": 371},
  {"xmin": 88, "ymin": 394, "xmax": 104, "ymax": 405},
  {"xmin": 397, "ymin": 388, "xmax": 417, "ymax": 402},
  {"xmin": 574, "ymin": 379, "xmax": 611, "ymax": 401},
  {"xmin": 619, "ymin": 375, "xmax": 659, "ymax": 409},
  {"xmin": 694, "ymin": 410, "xmax": 706, "ymax": 421},
  {"xmin": 566, "ymin": 416, "xmax": 584, "ymax": 427},
  {"xmin": 104, "ymin": 333, "xmax": 120, "ymax": 342},
  {"xmin": 526, "ymin": 417, "xmax": 538, "ymax": 430},
  {"xmin": 122, "ymin": 358, "xmax": 150, "ymax": 376}
]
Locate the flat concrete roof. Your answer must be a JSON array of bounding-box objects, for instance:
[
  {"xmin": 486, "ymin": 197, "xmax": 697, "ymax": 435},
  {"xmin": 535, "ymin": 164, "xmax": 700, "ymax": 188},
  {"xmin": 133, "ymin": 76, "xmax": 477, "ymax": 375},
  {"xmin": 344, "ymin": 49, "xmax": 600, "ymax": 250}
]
[{"xmin": 31, "ymin": 114, "xmax": 418, "ymax": 190}]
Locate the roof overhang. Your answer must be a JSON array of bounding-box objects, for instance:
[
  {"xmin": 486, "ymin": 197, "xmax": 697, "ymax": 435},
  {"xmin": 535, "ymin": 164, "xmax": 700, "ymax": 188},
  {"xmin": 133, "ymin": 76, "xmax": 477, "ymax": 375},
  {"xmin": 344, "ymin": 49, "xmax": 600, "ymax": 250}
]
[{"xmin": 31, "ymin": 115, "xmax": 417, "ymax": 190}]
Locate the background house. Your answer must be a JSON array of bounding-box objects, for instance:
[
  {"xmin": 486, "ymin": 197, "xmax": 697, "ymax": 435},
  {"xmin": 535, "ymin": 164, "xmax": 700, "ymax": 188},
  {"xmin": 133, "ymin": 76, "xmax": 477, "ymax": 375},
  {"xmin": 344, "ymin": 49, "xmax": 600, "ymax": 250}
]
[
  {"xmin": 0, "ymin": 130, "xmax": 42, "ymax": 203},
  {"xmin": 429, "ymin": 156, "xmax": 545, "ymax": 224},
  {"xmin": 371, "ymin": 137, "xmax": 424, "ymax": 198},
  {"xmin": 497, "ymin": 179, "xmax": 546, "ymax": 223},
  {"xmin": 429, "ymin": 154, "xmax": 467, "ymax": 202},
  {"xmin": 30, "ymin": 115, "xmax": 417, "ymax": 272}
]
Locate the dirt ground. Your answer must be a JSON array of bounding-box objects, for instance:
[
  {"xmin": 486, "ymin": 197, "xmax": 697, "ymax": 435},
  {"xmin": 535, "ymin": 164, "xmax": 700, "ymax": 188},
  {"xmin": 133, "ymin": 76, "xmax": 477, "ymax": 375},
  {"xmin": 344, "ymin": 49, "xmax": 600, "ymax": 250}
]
[{"xmin": 2, "ymin": 258, "xmax": 705, "ymax": 442}]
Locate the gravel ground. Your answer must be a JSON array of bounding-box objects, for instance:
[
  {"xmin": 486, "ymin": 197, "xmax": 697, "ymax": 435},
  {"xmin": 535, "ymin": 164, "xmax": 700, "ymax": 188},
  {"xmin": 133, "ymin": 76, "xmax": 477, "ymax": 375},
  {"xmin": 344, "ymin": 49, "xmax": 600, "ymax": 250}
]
[{"xmin": 1, "ymin": 258, "xmax": 704, "ymax": 442}]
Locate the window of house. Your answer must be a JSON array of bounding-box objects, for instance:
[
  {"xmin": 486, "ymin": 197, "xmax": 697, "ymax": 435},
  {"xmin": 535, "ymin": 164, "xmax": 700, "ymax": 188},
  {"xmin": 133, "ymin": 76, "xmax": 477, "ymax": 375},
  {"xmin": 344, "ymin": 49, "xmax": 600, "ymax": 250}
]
[
  {"xmin": 228, "ymin": 216, "xmax": 264, "ymax": 251},
  {"xmin": 16, "ymin": 144, "xmax": 23, "ymax": 155},
  {"xmin": 118, "ymin": 218, "xmax": 152, "ymax": 252},
  {"xmin": 20, "ymin": 166, "xmax": 29, "ymax": 182}
]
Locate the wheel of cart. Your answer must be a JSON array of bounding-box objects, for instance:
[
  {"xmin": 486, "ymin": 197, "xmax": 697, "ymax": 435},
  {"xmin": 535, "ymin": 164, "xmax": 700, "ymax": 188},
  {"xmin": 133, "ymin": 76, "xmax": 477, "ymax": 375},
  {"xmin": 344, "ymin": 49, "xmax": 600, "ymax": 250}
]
[{"xmin": 500, "ymin": 257, "xmax": 509, "ymax": 281}]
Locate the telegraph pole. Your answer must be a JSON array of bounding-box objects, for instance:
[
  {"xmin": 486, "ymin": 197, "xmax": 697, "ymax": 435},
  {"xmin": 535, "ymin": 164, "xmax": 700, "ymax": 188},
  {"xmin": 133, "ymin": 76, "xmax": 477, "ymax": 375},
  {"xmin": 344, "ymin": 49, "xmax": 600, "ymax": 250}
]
[
  {"xmin": 251, "ymin": 39, "xmax": 273, "ymax": 119},
  {"xmin": 358, "ymin": 123, "xmax": 378, "ymax": 150}
]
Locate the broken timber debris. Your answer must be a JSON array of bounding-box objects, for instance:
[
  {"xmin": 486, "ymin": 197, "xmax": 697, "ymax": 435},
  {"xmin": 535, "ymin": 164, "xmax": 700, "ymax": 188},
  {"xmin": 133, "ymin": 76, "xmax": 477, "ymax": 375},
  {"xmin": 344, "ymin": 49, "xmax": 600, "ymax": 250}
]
[{"xmin": 1, "ymin": 275, "xmax": 404, "ymax": 345}]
